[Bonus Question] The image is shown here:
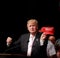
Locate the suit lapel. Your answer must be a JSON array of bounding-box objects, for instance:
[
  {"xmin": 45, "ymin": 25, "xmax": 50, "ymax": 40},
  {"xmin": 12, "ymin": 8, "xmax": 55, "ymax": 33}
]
[
  {"xmin": 25, "ymin": 33, "xmax": 30, "ymax": 53},
  {"xmin": 32, "ymin": 32, "xmax": 41, "ymax": 47}
]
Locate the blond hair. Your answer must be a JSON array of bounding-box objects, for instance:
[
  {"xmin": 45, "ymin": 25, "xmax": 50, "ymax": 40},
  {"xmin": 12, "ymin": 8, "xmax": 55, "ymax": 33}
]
[{"xmin": 27, "ymin": 19, "xmax": 38, "ymax": 26}]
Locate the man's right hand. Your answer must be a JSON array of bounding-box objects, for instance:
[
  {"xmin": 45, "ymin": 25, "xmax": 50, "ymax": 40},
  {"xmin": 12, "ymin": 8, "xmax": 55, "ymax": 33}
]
[{"xmin": 40, "ymin": 33, "xmax": 47, "ymax": 40}]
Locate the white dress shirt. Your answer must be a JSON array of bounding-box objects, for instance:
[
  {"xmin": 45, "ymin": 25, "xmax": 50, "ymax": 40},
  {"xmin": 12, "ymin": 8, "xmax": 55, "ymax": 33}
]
[{"xmin": 27, "ymin": 34, "xmax": 35, "ymax": 56}]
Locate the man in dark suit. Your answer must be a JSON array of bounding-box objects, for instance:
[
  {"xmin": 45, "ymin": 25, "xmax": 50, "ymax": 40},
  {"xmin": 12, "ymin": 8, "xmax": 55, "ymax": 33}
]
[{"xmin": 5, "ymin": 19, "xmax": 57, "ymax": 58}]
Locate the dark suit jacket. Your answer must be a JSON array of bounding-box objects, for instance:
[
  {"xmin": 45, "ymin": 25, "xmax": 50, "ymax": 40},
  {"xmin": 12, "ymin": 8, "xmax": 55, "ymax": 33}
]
[
  {"xmin": 5, "ymin": 32, "xmax": 48, "ymax": 58},
  {"xmin": 13, "ymin": 32, "xmax": 48, "ymax": 58}
]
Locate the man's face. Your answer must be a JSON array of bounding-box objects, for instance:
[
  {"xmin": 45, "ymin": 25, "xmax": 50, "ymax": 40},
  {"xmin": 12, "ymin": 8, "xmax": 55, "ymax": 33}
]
[
  {"xmin": 27, "ymin": 22, "xmax": 38, "ymax": 34},
  {"xmin": 48, "ymin": 36, "xmax": 55, "ymax": 44}
]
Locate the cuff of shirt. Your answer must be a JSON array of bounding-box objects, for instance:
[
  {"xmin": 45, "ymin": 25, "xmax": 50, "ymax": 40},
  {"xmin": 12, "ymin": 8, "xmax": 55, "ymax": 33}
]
[{"xmin": 40, "ymin": 39, "xmax": 45, "ymax": 46}]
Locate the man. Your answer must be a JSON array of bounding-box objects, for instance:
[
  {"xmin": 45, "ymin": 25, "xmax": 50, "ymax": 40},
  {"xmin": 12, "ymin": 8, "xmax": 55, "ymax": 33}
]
[
  {"xmin": 48, "ymin": 35, "xmax": 56, "ymax": 44},
  {"xmin": 5, "ymin": 19, "xmax": 57, "ymax": 58},
  {"xmin": 55, "ymin": 39, "xmax": 60, "ymax": 58}
]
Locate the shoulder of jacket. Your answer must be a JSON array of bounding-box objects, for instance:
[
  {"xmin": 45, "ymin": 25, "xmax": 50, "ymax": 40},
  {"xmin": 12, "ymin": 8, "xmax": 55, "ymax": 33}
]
[{"xmin": 21, "ymin": 33, "xmax": 29, "ymax": 36}]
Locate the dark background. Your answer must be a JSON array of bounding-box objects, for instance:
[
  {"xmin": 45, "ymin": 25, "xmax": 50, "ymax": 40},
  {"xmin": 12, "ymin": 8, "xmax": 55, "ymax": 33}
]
[{"xmin": 0, "ymin": 0, "xmax": 60, "ymax": 42}]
